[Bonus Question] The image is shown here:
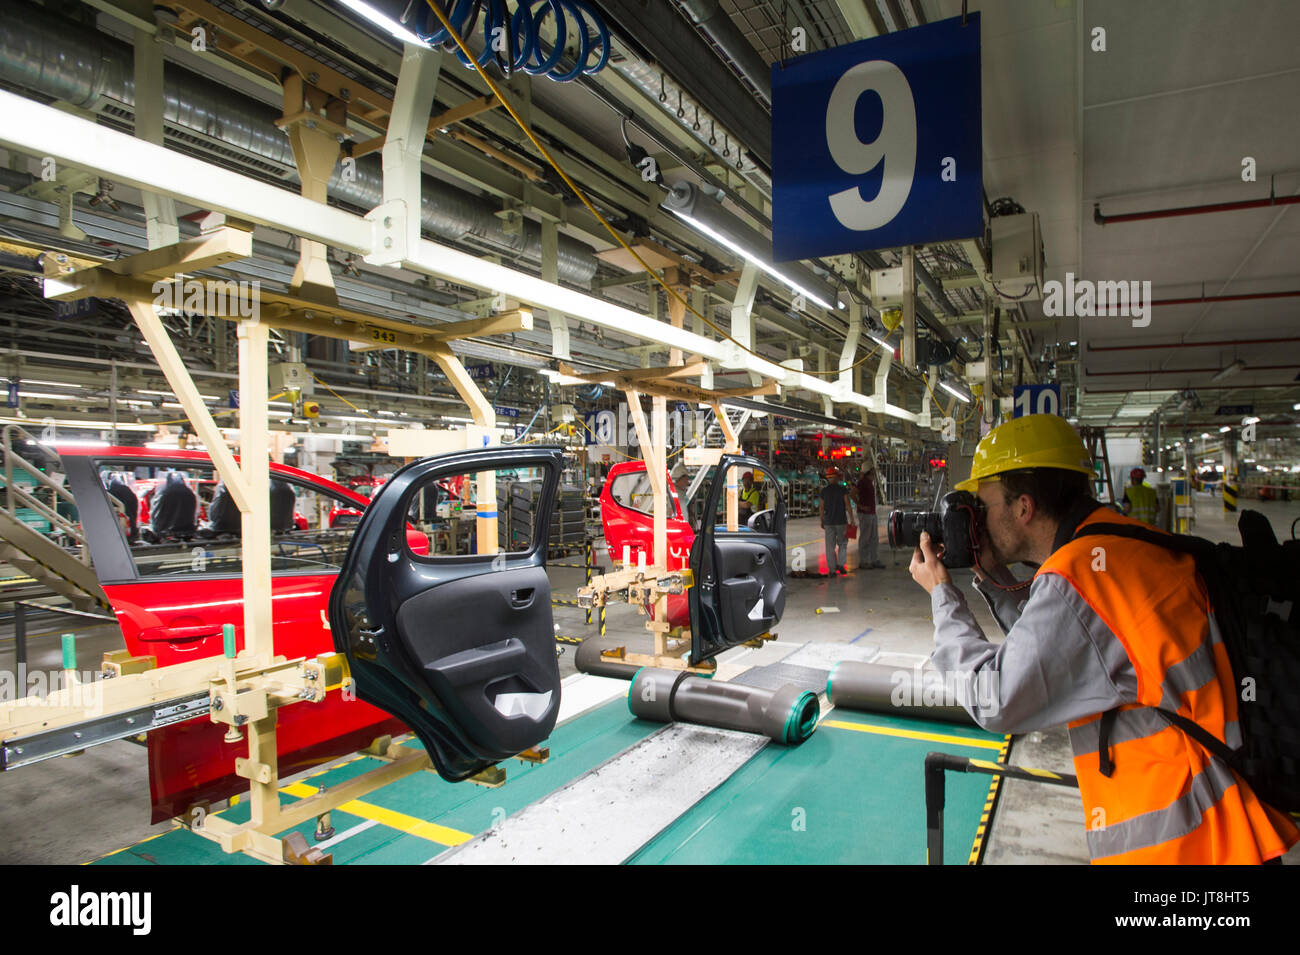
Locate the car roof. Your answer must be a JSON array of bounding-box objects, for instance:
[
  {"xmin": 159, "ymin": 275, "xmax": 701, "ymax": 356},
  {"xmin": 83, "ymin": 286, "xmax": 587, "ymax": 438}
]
[{"xmin": 57, "ymin": 445, "xmax": 367, "ymax": 505}]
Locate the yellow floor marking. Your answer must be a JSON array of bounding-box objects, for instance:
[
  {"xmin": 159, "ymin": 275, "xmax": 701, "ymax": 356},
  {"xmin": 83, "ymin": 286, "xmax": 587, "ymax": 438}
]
[
  {"xmin": 820, "ymin": 718, "xmax": 1005, "ymax": 751},
  {"xmin": 787, "ymin": 537, "xmax": 822, "ymax": 551},
  {"xmin": 279, "ymin": 782, "xmax": 472, "ymax": 846}
]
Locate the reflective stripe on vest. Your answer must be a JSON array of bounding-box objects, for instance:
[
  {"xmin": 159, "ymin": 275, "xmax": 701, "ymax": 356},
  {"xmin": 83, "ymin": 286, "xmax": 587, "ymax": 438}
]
[
  {"xmin": 1042, "ymin": 508, "xmax": 1296, "ymax": 863},
  {"xmin": 1085, "ymin": 759, "xmax": 1238, "ymax": 860}
]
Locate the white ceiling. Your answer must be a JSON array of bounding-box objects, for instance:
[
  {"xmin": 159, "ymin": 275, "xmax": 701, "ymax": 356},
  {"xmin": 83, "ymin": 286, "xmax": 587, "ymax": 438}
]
[{"xmin": 937, "ymin": 0, "xmax": 1300, "ymax": 431}]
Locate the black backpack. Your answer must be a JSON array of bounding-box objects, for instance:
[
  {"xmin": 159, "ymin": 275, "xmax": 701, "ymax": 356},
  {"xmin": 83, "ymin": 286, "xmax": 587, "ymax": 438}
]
[{"xmin": 1071, "ymin": 509, "xmax": 1300, "ymax": 813}]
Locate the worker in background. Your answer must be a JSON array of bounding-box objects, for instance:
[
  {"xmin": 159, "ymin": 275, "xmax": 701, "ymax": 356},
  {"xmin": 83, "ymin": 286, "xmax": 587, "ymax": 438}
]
[
  {"xmin": 1121, "ymin": 467, "xmax": 1158, "ymax": 525},
  {"xmin": 854, "ymin": 463, "xmax": 885, "ymax": 569},
  {"xmin": 907, "ymin": 414, "xmax": 1297, "ymax": 864},
  {"xmin": 819, "ymin": 466, "xmax": 854, "ymax": 576},
  {"xmin": 738, "ymin": 470, "xmax": 761, "ymax": 526}
]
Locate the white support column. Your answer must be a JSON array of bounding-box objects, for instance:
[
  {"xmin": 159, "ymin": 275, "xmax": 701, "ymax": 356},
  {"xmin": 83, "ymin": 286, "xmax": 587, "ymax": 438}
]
[
  {"xmin": 133, "ymin": 26, "xmax": 179, "ymax": 249},
  {"xmin": 691, "ymin": 286, "xmax": 708, "ymax": 337},
  {"xmin": 237, "ymin": 318, "xmax": 274, "ymax": 662},
  {"xmin": 902, "ymin": 246, "xmax": 916, "ymax": 371},
  {"xmin": 651, "ymin": 395, "xmax": 668, "ymax": 566},
  {"xmin": 839, "ymin": 297, "xmax": 862, "ymax": 389},
  {"xmin": 731, "ymin": 261, "xmax": 760, "ymax": 366},
  {"xmin": 872, "ymin": 346, "xmax": 892, "ymax": 413},
  {"xmin": 542, "ymin": 219, "xmax": 570, "ymax": 358},
  {"xmin": 379, "ymin": 43, "xmax": 439, "ymax": 257}
]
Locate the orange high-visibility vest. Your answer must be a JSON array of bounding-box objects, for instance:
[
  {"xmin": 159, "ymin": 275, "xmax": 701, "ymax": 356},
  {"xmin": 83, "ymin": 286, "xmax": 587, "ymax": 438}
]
[{"xmin": 1039, "ymin": 508, "xmax": 1299, "ymax": 864}]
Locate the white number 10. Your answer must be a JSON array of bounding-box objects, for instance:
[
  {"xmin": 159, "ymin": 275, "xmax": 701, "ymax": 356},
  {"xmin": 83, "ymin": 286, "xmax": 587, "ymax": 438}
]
[{"xmin": 826, "ymin": 60, "xmax": 917, "ymax": 232}]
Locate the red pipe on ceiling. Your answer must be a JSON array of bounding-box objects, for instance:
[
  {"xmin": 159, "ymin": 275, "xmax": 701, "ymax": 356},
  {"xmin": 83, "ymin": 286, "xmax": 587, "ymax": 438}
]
[
  {"xmin": 1087, "ymin": 336, "xmax": 1300, "ymax": 353},
  {"xmin": 1084, "ymin": 365, "xmax": 1298, "ymax": 377},
  {"xmin": 1094, "ymin": 194, "xmax": 1300, "ymax": 225},
  {"xmin": 1152, "ymin": 289, "xmax": 1300, "ymax": 307}
]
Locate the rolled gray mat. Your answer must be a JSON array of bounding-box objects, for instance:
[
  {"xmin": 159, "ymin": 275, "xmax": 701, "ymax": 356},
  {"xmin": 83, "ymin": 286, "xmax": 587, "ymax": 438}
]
[
  {"xmin": 574, "ymin": 639, "xmax": 642, "ymax": 680},
  {"xmin": 628, "ymin": 668, "xmax": 819, "ymax": 745},
  {"xmin": 826, "ymin": 661, "xmax": 978, "ymax": 726}
]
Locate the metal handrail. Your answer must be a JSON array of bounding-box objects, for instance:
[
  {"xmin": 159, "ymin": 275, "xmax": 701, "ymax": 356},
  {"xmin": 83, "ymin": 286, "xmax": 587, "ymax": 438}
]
[{"xmin": 1, "ymin": 424, "xmax": 88, "ymax": 548}]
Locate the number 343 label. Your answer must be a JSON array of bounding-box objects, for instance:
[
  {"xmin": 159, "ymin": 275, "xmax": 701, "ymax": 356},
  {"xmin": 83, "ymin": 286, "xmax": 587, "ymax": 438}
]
[{"xmin": 771, "ymin": 13, "xmax": 983, "ymax": 261}]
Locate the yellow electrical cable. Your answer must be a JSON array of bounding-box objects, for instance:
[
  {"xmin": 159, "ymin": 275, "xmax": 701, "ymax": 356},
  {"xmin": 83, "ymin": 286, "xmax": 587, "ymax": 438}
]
[
  {"xmin": 307, "ymin": 370, "xmax": 378, "ymax": 419},
  {"xmin": 151, "ymin": 391, "xmax": 288, "ymax": 427},
  {"xmin": 420, "ymin": 0, "xmax": 889, "ymax": 377}
]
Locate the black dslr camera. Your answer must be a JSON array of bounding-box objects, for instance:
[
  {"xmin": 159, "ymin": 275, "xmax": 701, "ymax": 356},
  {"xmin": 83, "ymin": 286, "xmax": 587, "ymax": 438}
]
[{"xmin": 886, "ymin": 490, "xmax": 985, "ymax": 568}]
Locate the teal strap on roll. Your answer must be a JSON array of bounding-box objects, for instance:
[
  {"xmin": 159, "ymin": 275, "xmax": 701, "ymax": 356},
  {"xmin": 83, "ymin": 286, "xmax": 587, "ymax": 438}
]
[
  {"xmin": 61, "ymin": 633, "xmax": 76, "ymax": 671},
  {"xmin": 626, "ymin": 667, "xmax": 646, "ymax": 715},
  {"xmin": 223, "ymin": 623, "xmax": 237, "ymax": 659},
  {"xmin": 826, "ymin": 661, "xmax": 840, "ymax": 699},
  {"xmin": 783, "ymin": 690, "xmax": 819, "ymax": 744}
]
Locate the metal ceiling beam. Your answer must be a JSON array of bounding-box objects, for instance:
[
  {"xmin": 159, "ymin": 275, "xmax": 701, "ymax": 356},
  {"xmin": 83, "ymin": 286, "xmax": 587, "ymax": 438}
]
[
  {"xmin": 836, "ymin": 0, "xmax": 886, "ymax": 37},
  {"xmin": 594, "ymin": 0, "xmax": 773, "ymax": 169}
]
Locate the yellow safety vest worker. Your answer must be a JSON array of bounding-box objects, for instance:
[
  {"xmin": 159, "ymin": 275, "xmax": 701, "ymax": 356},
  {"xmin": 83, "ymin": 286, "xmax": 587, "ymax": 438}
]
[
  {"xmin": 739, "ymin": 484, "xmax": 761, "ymax": 512},
  {"xmin": 1124, "ymin": 482, "xmax": 1158, "ymax": 524},
  {"xmin": 1041, "ymin": 508, "xmax": 1298, "ymax": 863}
]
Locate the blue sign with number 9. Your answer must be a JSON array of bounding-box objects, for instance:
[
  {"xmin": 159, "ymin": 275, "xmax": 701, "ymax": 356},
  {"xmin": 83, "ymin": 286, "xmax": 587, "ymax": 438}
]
[{"xmin": 771, "ymin": 14, "xmax": 982, "ymax": 261}]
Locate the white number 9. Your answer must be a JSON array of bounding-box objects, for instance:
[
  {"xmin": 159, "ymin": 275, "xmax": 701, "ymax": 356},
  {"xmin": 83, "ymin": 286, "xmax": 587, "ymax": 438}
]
[{"xmin": 826, "ymin": 60, "xmax": 917, "ymax": 231}]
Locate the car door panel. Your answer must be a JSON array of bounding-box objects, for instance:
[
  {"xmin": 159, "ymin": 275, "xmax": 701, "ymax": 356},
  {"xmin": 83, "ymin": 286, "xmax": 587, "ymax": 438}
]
[
  {"xmin": 689, "ymin": 455, "xmax": 787, "ymax": 663},
  {"xmin": 330, "ymin": 446, "xmax": 563, "ymax": 782}
]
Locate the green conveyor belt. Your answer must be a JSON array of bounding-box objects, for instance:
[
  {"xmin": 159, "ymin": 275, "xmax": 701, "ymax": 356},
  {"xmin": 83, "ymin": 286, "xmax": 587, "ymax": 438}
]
[{"xmin": 627, "ymin": 708, "xmax": 1009, "ymax": 865}]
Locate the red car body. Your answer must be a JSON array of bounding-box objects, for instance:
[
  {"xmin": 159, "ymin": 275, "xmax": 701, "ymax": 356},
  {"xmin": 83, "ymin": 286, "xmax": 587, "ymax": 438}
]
[
  {"xmin": 599, "ymin": 460, "xmax": 693, "ymax": 627},
  {"xmin": 60, "ymin": 446, "xmax": 422, "ymax": 822}
]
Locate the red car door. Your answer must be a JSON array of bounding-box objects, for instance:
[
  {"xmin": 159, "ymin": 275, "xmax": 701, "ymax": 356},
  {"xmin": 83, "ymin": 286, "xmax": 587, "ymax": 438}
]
[{"xmin": 62, "ymin": 448, "xmax": 417, "ymax": 821}]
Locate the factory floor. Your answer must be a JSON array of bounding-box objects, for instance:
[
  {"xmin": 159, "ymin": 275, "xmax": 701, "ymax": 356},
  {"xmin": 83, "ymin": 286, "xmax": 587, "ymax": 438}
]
[{"xmin": 2, "ymin": 491, "xmax": 1297, "ymax": 864}]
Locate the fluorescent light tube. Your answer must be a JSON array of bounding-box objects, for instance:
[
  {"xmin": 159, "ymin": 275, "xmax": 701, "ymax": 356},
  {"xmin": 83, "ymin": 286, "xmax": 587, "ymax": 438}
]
[
  {"xmin": 338, "ymin": 0, "xmax": 431, "ymax": 47},
  {"xmin": 939, "ymin": 380, "xmax": 971, "ymax": 403}
]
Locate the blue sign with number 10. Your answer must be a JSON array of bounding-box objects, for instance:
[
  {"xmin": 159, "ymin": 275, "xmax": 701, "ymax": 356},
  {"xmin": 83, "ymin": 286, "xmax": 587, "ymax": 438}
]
[
  {"xmin": 1013, "ymin": 385, "xmax": 1061, "ymax": 419},
  {"xmin": 771, "ymin": 14, "xmax": 982, "ymax": 262}
]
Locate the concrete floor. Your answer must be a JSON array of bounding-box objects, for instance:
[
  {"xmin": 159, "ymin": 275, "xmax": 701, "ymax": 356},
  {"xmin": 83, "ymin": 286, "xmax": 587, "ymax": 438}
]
[{"xmin": 2, "ymin": 490, "xmax": 1297, "ymax": 863}]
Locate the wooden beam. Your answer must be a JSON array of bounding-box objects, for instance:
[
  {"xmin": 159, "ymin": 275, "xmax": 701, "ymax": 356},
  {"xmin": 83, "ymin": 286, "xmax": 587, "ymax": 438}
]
[
  {"xmin": 102, "ymin": 228, "xmax": 253, "ymax": 280},
  {"xmin": 351, "ymin": 94, "xmax": 501, "ymax": 159}
]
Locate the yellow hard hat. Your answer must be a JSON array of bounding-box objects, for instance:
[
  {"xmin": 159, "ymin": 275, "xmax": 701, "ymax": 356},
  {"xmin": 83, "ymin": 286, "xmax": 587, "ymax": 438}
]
[{"xmin": 955, "ymin": 414, "xmax": 1094, "ymax": 493}]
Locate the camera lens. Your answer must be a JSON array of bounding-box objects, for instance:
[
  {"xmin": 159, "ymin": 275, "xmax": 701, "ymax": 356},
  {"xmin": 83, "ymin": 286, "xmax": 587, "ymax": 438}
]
[{"xmin": 886, "ymin": 509, "xmax": 943, "ymax": 549}]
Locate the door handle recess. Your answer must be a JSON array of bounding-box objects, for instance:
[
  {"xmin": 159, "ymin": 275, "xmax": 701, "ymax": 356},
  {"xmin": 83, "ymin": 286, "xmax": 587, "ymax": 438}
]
[{"xmin": 510, "ymin": 588, "xmax": 535, "ymax": 607}]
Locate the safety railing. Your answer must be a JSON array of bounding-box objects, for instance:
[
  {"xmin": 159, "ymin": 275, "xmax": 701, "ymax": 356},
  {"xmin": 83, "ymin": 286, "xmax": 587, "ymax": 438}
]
[
  {"xmin": 1, "ymin": 424, "xmax": 87, "ymax": 548},
  {"xmin": 924, "ymin": 752, "xmax": 1078, "ymax": 865}
]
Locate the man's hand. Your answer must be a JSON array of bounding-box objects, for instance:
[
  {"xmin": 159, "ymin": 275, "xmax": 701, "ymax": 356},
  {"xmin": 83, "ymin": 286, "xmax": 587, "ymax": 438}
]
[{"xmin": 908, "ymin": 531, "xmax": 951, "ymax": 594}]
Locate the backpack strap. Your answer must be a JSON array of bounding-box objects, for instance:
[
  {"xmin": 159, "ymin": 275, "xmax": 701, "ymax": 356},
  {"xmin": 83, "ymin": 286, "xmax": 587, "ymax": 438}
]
[
  {"xmin": 1097, "ymin": 708, "xmax": 1118, "ymax": 777},
  {"xmin": 1051, "ymin": 498, "xmax": 1105, "ymax": 554},
  {"xmin": 1156, "ymin": 709, "xmax": 1243, "ymax": 770}
]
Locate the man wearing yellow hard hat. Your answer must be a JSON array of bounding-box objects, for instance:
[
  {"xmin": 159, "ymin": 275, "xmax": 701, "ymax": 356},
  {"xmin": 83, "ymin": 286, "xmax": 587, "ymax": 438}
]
[{"xmin": 908, "ymin": 414, "xmax": 1296, "ymax": 864}]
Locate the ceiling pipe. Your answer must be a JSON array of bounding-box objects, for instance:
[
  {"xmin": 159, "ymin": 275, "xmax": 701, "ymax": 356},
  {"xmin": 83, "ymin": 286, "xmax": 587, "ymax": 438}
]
[
  {"xmin": 1087, "ymin": 336, "xmax": 1300, "ymax": 353},
  {"xmin": 1153, "ymin": 289, "xmax": 1300, "ymax": 307},
  {"xmin": 1084, "ymin": 365, "xmax": 1297, "ymax": 377},
  {"xmin": 1082, "ymin": 385, "xmax": 1298, "ymax": 394},
  {"xmin": 1094, "ymin": 193, "xmax": 1300, "ymax": 225},
  {"xmin": 675, "ymin": 0, "xmax": 774, "ymax": 105}
]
